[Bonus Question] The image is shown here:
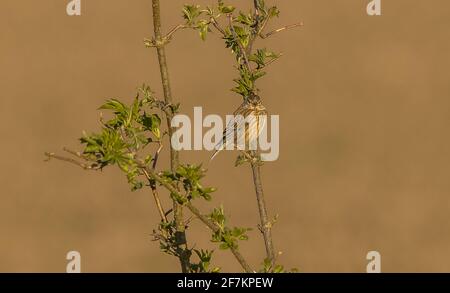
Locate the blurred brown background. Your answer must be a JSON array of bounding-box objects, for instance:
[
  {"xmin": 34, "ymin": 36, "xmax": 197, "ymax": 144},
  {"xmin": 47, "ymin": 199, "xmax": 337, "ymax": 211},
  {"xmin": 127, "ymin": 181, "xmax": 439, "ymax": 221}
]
[{"xmin": 1, "ymin": 0, "xmax": 449, "ymax": 272}]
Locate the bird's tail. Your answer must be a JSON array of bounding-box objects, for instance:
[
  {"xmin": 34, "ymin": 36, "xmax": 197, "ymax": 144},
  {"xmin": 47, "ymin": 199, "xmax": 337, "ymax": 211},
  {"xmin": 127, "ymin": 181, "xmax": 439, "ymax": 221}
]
[{"xmin": 210, "ymin": 149, "xmax": 221, "ymax": 162}]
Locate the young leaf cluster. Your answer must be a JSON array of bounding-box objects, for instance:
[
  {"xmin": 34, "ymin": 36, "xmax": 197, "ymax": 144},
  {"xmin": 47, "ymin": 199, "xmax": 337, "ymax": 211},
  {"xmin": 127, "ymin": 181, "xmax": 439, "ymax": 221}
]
[
  {"xmin": 79, "ymin": 86, "xmax": 162, "ymax": 191},
  {"xmin": 209, "ymin": 206, "xmax": 252, "ymax": 250},
  {"xmin": 160, "ymin": 164, "xmax": 217, "ymax": 203},
  {"xmin": 182, "ymin": 0, "xmax": 282, "ymax": 97},
  {"xmin": 189, "ymin": 249, "xmax": 221, "ymax": 273}
]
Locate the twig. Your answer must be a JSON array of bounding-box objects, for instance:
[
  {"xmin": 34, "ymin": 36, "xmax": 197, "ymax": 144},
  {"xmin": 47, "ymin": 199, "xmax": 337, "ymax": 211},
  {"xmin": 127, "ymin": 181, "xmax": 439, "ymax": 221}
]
[
  {"xmin": 260, "ymin": 22, "xmax": 304, "ymax": 39},
  {"xmin": 210, "ymin": 17, "xmax": 226, "ymax": 36},
  {"xmin": 166, "ymin": 24, "xmax": 188, "ymax": 40},
  {"xmin": 246, "ymin": 1, "xmax": 278, "ymax": 266},
  {"xmin": 144, "ymin": 24, "xmax": 188, "ymax": 47},
  {"xmin": 148, "ymin": 142, "xmax": 167, "ymax": 223},
  {"xmin": 62, "ymin": 147, "xmax": 89, "ymax": 161},
  {"xmin": 142, "ymin": 168, "xmax": 168, "ymax": 223},
  {"xmin": 44, "ymin": 152, "xmax": 100, "ymax": 170},
  {"xmin": 253, "ymin": 0, "xmax": 260, "ymax": 18},
  {"xmin": 152, "ymin": 142, "xmax": 163, "ymax": 170},
  {"xmin": 256, "ymin": 14, "xmax": 270, "ymax": 36},
  {"xmin": 114, "ymin": 123, "xmax": 168, "ymax": 224},
  {"xmin": 151, "ymin": 0, "xmax": 189, "ymax": 273}
]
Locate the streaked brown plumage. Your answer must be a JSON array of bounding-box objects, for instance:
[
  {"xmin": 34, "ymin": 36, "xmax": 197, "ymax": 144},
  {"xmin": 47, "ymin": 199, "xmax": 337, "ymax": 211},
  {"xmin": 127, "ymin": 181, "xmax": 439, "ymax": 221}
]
[{"xmin": 211, "ymin": 93, "xmax": 268, "ymax": 160}]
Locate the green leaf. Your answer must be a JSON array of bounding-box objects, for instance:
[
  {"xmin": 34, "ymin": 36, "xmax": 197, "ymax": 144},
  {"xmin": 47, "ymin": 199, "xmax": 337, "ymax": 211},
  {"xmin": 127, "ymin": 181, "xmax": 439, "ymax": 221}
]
[
  {"xmin": 249, "ymin": 48, "xmax": 281, "ymax": 69},
  {"xmin": 205, "ymin": 6, "xmax": 215, "ymax": 17},
  {"xmin": 98, "ymin": 99, "xmax": 127, "ymax": 113},
  {"xmin": 141, "ymin": 113, "xmax": 161, "ymax": 139},
  {"xmin": 197, "ymin": 20, "xmax": 210, "ymax": 41},
  {"xmin": 251, "ymin": 70, "xmax": 267, "ymax": 81},
  {"xmin": 183, "ymin": 4, "xmax": 202, "ymax": 25},
  {"xmin": 235, "ymin": 154, "xmax": 250, "ymax": 166},
  {"xmin": 209, "ymin": 206, "xmax": 226, "ymax": 227},
  {"xmin": 268, "ymin": 6, "xmax": 280, "ymax": 18},
  {"xmin": 144, "ymin": 154, "xmax": 153, "ymax": 165},
  {"xmin": 262, "ymin": 257, "xmax": 272, "ymax": 272},
  {"xmin": 138, "ymin": 84, "xmax": 155, "ymax": 104},
  {"xmin": 236, "ymin": 12, "xmax": 253, "ymax": 25},
  {"xmin": 273, "ymin": 265, "xmax": 285, "ymax": 273},
  {"xmin": 218, "ymin": 1, "xmax": 235, "ymax": 14},
  {"xmin": 232, "ymin": 25, "xmax": 250, "ymax": 48},
  {"xmin": 203, "ymin": 187, "xmax": 217, "ymax": 194},
  {"xmin": 255, "ymin": 0, "xmax": 266, "ymax": 11},
  {"xmin": 131, "ymin": 181, "xmax": 144, "ymax": 191},
  {"xmin": 219, "ymin": 243, "xmax": 230, "ymax": 250},
  {"xmin": 232, "ymin": 68, "xmax": 254, "ymax": 97}
]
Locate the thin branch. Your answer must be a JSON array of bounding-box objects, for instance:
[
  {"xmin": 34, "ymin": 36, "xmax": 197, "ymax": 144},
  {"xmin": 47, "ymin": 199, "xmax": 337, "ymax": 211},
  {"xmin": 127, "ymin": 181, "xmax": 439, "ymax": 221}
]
[
  {"xmin": 253, "ymin": 0, "xmax": 260, "ymax": 18},
  {"xmin": 44, "ymin": 152, "xmax": 100, "ymax": 170},
  {"xmin": 166, "ymin": 24, "xmax": 188, "ymax": 40},
  {"xmin": 151, "ymin": 188, "xmax": 168, "ymax": 223},
  {"xmin": 151, "ymin": 0, "xmax": 189, "ymax": 273},
  {"xmin": 260, "ymin": 22, "xmax": 304, "ymax": 39},
  {"xmin": 250, "ymin": 157, "xmax": 275, "ymax": 265},
  {"xmin": 247, "ymin": 4, "xmax": 303, "ymax": 267},
  {"xmin": 210, "ymin": 17, "xmax": 226, "ymax": 36},
  {"xmin": 228, "ymin": 14, "xmax": 252, "ymax": 73},
  {"xmin": 142, "ymin": 168, "xmax": 168, "ymax": 223},
  {"xmin": 241, "ymin": 1, "xmax": 277, "ymax": 266},
  {"xmin": 144, "ymin": 24, "xmax": 188, "ymax": 47},
  {"xmin": 247, "ymin": 0, "xmax": 262, "ymax": 55},
  {"xmin": 62, "ymin": 147, "xmax": 89, "ymax": 161},
  {"xmin": 152, "ymin": 142, "xmax": 163, "ymax": 170},
  {"xmin": 151, "ymin": 0, "xmax": 180, "ymax": 171},
  {"xmin": 256, "ymin": 14, "xmax": 270, "ymax": 37},
  {"xmin": 147, "ymin": 142, "xmax": 168, "ymax": 223}
]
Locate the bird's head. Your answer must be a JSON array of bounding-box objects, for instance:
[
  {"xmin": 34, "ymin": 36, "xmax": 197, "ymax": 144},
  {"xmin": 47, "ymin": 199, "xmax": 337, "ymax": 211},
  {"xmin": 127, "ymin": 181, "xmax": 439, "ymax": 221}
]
[{"xmin": 246, "ymin": 93, "xmax": 265, "ymax": 111}]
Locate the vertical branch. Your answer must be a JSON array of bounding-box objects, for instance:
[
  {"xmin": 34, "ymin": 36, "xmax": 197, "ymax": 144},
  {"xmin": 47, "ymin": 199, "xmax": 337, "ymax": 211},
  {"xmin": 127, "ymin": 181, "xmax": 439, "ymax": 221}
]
[
  {"xmin": 251, "ymin": 160, "xmax": 275, "ymax": 264},
  {"xmin": 151, "ymin": 0, "xmax": 179, "ymax": 170},
  {"xmin": 247, "ymin": 0, "xmax": 260, "ymax": 55},
  {"xmin": 246, "ymin": 1, "xmax": 276, "ymax": 266},
  {"xmin": 151, "ymin": 0, "xmax": 190, "ymax": 273}
]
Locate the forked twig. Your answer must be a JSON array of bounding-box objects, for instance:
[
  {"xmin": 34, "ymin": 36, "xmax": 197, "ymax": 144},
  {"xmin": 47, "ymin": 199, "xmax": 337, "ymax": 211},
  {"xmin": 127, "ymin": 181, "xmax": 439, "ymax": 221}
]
[
  {"xmin": 260, "ymin": 22, "xmax": 304, "ymax": 39},
  {"xmin": 44, "ymin": 151, "xmax": 100, "ymax": 170},
  {"xmin": 166, "ymin": 24, "xmax": 188, "ymax": 40}
]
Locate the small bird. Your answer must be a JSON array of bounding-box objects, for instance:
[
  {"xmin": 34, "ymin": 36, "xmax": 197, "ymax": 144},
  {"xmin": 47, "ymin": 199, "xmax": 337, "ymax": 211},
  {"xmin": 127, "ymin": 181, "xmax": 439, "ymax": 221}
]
[{"xmin": 211, "ymin": 93, "xmax": 268, "ymax": 160}]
